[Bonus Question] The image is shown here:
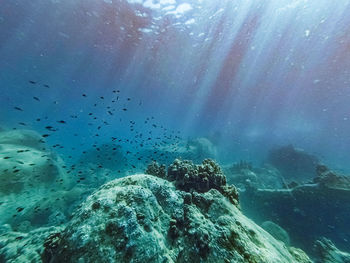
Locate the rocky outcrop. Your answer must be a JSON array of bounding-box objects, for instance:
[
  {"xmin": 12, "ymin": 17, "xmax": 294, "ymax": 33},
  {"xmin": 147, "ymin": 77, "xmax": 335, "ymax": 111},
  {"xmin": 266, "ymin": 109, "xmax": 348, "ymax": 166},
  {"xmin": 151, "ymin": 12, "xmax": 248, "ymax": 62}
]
[
  {"xmin": 266, "ymin": 144, "xmax": 319, "ymax": 182},
  {"xmin": 224, "ymin": 162, "xmax": 283, "ymax": 190},
  {"xmin": 0, "ymin": 224, "xmax": 63, "ymax": 263},
  {"xmin": 147, "ymin": 159, "xmax": 239, "ymax": 206},
  {"xmin": 314, "ymin": 164, "xmax": 350, "ymax": 189},
  {"xmin": 0, "ymin": 129, "xmax": 86, "ymax": 231},
  {"xmin": 261, "ymin": 221, "xmax": 290, "ymax": 246},
  {"xmin": 241, "ymin": 165, "xmax": 350, "ymax": 255},
  {"xmin": 42, "ymin": 167, "xmax": 311, "ymax": 262},
  {"xmin": 314, "ymin": 238, "xmax": 350, "ymax": 263}
]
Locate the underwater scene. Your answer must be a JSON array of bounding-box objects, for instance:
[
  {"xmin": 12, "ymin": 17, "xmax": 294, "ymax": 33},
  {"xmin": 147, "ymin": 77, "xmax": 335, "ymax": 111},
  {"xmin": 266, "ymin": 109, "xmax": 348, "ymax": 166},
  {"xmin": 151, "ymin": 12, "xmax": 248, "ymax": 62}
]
[{"xmin": 1, "ymin": 0, "xmax": 350, "ymax": 262}]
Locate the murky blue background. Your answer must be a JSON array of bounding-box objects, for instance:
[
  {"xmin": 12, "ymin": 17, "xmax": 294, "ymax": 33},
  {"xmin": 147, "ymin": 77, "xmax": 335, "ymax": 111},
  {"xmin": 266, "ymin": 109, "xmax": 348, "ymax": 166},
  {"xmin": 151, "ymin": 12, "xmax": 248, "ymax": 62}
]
[{"xmin": 1, "ymin": 0, "xmax": 350, "ymax": 169}]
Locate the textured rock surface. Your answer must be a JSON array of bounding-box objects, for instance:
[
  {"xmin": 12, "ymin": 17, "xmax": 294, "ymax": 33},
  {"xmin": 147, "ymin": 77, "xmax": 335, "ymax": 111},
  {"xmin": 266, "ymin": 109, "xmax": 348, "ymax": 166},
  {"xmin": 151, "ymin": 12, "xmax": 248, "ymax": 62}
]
[
  {"xmin": 314, "ymin": 238, "xmax": 350, "ymax": 263},
  {"xmin": 148, "ymin": 159, "xmax": 239, "ymax": 206},
  {"xmin": 266, "ymin": 144, "xmax": 319, "ymax": 182},
  {"xmin": 261, "ymin": 221, "xmax": 290, "ymax": 246},
  {"xmin": 0, "ymin": 224, "xmax": 63, "ymax": 263},
  {"xmin": 44, "ymin": 174, "xmax": 311, "ymax": 263},
  {"xmin": 0, "ymin": 129, "xmax": 86, "ymax": 231},
  {"xmin": 314, "ymin": 164, "xmax": 350, "ymax": 189},
  {"xmin": 224, "ymin": 162, "xmax": 283, "ymax": 190},
  {"xmin": 241, "ymin": 166, "xmax": 350, "ymax": 255}
]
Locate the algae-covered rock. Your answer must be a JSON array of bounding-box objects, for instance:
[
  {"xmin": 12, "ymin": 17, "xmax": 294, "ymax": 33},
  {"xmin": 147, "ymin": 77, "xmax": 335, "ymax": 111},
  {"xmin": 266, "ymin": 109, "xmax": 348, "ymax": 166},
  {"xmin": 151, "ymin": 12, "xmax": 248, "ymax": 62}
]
[
  {"xmin": 44, "ymin": 173, "xmax": 311, "ymax": 263},
  {"xmin": 261, "ymin": 221, "xmax": 290, "ymax": 246},
  {"xmin": 0, "ymin": 224, "xmax": 64, "ymax": 263},
  {"xmin": 0, "ymin": 129, "xmax": 84, "ymax": 231},
  {"xmin": 314, "ymin": 238, "xmax": 350, "ymax": 263},
  {"xmin": 267, "ymin": 144, "xmax": 319, "ymax": 182}
]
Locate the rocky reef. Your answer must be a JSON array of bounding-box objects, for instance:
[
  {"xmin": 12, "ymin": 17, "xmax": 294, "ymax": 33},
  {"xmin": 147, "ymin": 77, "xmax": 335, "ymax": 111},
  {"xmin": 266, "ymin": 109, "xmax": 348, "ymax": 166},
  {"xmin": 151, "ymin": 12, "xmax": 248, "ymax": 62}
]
[
  {"xmin": 147, "ymin": 159, "xmax": 239, "ymax": 206},
  {"xmin": 241, "ymin": 164, "xmax": 350, "ymax": 256},
  {"xmin": 314, "ymin": 238, "xmax": 350, "ymax": 263},
  {"xmin": 0, "ymin": 224, "xmax": 63, "ymax": 263},
  {"xmin": 39, "ymin": 159, "xmax": 311, "ymax": 263},
  {"xmin": 266, "ymin": 144, "xmax": 319, "ymax": 182},
  {"xmin": 224, "ymin": 161, "xmax": 283, "ymax": 190},
  {"xmin": 0, "ymin": 129, "xmax": 92, "ymax": 231}
]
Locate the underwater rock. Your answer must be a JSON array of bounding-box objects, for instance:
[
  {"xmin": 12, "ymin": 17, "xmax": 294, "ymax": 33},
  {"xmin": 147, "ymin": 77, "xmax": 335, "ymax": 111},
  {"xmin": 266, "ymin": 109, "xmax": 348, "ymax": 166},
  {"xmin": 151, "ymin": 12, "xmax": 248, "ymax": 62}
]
[
  {"xmin": 0, "ymin": 129, "xmax": 46, "ymax": 151},
  {"xmin": 148, "ymin": 158, "xmax": 239, "ymax": 206},
  {"xmin": 224, "ymin": 162, "xmax": 283, "ymax": 190},
  {"xmin": 261, "ymin": 221, "xmax": 290, "ymax": 246},
  {"xmin": 145, "ymin": 161, "xmax": 166, "ymax": 178},
  {"xmin": 0, "ymin": 129, "xmax": 86, "ymax": 231},
  {"xmin": 314, "ymin": 164, "xmax": 350, "ymax": 189},
  {"xmin": 0, "ymin": 224, "xmax": 63, "ymax": 263},
  {"xmin": 314, "ymin": 238, "xmax": 350, "ymax": 263},
  {"xmin": 266, "ymin": 144, "xmax": 319, "ymax": 182},
  {"xmin": 140, "ymin": 137, "xmax": 217, "ymax": 165},
  {"xmin": 241, "ymin": 165, "xmax": 350, "ymax": 255},
  {"xmin": 43, "ymin": 173, "xmax": 311, "ymax": 263}
]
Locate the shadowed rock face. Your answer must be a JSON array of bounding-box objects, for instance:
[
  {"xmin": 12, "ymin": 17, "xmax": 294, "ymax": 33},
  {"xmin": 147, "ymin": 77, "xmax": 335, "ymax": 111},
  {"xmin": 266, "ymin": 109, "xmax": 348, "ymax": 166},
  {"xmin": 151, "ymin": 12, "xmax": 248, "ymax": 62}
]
[
  {"xmin": 241, "ymin": 165, "xmax": 350, "ymax": 256},
  {"xmin": 266, "ymin": 144, "xmax": 319, "ymax": 182},
  {"xmin": 314, "ymin": 238, "xmax": 350, "ymax": 263},
  {"xmin": 41, "ymin": 160, "xmax": 311, "ymax": 263}
]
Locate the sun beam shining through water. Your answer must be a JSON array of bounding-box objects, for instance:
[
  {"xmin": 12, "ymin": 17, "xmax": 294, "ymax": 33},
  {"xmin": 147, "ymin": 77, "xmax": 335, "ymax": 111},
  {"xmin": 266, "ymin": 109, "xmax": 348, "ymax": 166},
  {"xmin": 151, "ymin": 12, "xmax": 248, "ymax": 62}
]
[{"xmin": 1, "ymin": 1, "xmax": 350, "ymax": 261}]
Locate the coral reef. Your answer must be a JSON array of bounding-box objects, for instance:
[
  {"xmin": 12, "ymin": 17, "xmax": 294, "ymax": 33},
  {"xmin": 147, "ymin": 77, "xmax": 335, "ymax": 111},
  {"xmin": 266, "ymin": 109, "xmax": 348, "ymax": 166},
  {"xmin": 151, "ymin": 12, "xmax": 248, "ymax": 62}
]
[
  {"xmin": 266, "ymin": 144, "xmax": 319, "ymax": 182},
  {"xmin": 147, "ymin": 159, "xmax": 239, "ymax": 206},
  {"xmin": 42, "ymin": 173, "xmax": 311, "ymax": 263}
]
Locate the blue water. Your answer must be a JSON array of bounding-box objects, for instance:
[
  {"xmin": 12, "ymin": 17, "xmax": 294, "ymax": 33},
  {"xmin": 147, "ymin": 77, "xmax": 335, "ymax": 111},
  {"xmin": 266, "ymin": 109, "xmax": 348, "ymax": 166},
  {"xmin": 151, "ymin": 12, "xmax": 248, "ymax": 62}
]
[
  {"xmin": 2, "ymin": 0, "xmax": 350, "ymax": 171},
  {"xmin": 1, "ymin": 0, "xmax": 350, "ymax": 260}
]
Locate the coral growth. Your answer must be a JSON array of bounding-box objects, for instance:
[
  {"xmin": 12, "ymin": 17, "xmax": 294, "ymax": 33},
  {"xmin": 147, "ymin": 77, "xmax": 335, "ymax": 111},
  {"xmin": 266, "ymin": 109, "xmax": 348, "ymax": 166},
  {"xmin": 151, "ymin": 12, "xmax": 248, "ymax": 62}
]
[
  {"xmin": 147, "ymin": 159, "xmax": 239, "ymax": 206},
  {"xmin": 42, "ymin": 174, "xmax": 311, "ymax": 263}
]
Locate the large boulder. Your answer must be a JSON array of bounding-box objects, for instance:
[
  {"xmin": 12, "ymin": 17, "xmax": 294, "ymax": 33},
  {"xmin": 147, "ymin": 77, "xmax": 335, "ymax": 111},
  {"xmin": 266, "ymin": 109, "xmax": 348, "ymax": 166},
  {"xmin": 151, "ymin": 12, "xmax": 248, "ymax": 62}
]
[
  {"xmin": 43, "ymin": 163, "xmax": 311, "ymax": 262},
  {"xmin": 266, "ymin": 144, "xmax": 319, "ymax": 182},
  {"xmin": 241, "ymin": 165, "xmax": 350, "ymax": 255},
  {"xmin": 0, "ymin": 129, "xmax": 84, "ymax": 231},
  {"xmin": 314, "ymin": 238, "xmax": 350, "ymax": 263},
  {"xmin": 0, "ymin": 224, "xmax": 63, "ymax": 263}
]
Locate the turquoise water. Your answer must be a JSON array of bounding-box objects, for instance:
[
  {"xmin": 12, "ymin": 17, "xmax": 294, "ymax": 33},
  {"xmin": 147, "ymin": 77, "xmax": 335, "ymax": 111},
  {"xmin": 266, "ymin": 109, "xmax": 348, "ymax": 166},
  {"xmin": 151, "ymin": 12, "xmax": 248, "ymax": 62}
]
[{"xmin": 1, "ymin": 0, "xmax": 350, "ymax": 261}]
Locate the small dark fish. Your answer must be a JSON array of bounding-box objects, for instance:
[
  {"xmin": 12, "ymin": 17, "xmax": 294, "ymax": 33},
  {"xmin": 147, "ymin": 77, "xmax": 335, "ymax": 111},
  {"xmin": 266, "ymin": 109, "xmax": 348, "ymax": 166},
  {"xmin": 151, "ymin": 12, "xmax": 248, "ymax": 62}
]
[
  {"xmin": 57, "ymin": 120, "xmax": 66, "ymax": 124},
  {"xmin": 13, "ymin": 169, "xmax": 20, "ymax": 173},
  {"xmin": 107, "ymin": 111, "xmax": 113, "ymax": 116},
  {"xmin": 82, "ymin": 94, "xmax": 87, "ymax": 97},
  {"xmin": 122, "ymin": 108, "xmax": 127, "ymax": 111},
  {"xmin": 33, "ymin": 96, "xmax": 40, "ymax": 101},
  {"xmin": 42, "ymin": 134, "xmax": 49, "ymax": 138},
  {"xmin": 29, "ymin": 80, "xmax": 37, "ymax": 84},
  {"xmin": 14, "ymin": 107, "xmax": 23, "ymax": 111},
  {"xmin": 3, "ymin": 157, "xmax": 11, "ymax": 159},
  {"xmin": 36, "ymin": 118, "xmax": 41, "ymax": 122},
  {"xmin": 127, "ymin": 98, "xmax": 131, "ymax": 101},
  {"xmin": 16, "ymin": 207, "xmax": 24, "ymax": 212},
  {"xmin": 18, "ymin": 122, "xmax": 26, "ymax": 126},
  {"xmin": 43, "ymin": 84, "xmax": 50, "ymax": 88}
]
